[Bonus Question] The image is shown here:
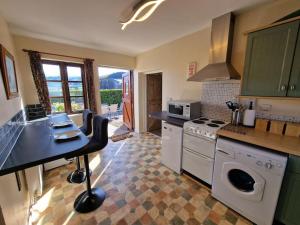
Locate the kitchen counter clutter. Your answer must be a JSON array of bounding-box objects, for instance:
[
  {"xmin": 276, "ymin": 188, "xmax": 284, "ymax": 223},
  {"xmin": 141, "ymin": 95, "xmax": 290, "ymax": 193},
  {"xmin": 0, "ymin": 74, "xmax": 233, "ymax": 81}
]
[{"xmin": 217, "ymin": 124, "xmax": 300, "ymax": 156}]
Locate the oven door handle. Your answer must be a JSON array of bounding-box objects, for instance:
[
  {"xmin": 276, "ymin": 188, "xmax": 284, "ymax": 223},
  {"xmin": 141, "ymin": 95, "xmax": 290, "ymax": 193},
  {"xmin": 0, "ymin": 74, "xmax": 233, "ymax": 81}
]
[
  {"xmin": 183, "ymin": 132, "xmax": 216, "ymax": 143},
  {"xmin": 184, "ymin": 148, "xmax": 212, "ymax": 161}
]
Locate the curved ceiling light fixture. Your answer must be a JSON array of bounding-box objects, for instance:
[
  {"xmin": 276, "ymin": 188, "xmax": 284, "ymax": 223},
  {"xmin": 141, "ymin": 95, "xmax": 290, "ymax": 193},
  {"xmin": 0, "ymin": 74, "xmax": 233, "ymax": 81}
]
[{"xmin": 120, "ymin": 0, "xmax": 165, "ymax": 30}]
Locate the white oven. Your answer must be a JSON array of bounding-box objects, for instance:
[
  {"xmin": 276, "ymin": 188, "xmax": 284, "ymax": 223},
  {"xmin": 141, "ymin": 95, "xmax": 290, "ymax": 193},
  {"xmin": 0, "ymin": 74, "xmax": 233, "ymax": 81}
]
[
  {"xmin": 182, "ymin": 132, "xmax": 216, "ymax": 184},
  {"xmin": 182, "ymin": 118, "xmax": 228, "ymax": 185}
]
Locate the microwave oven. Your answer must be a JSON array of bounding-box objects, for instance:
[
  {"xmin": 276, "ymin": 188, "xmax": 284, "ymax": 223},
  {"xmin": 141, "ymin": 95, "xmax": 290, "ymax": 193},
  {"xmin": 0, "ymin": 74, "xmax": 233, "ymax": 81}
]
[{"xmin": 167, "ymin": 100, "xmax": 201, "ymax": 120}]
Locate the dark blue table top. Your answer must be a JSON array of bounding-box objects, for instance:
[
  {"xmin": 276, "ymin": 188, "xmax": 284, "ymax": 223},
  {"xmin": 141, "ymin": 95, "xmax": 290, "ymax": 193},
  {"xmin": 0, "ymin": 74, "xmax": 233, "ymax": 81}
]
[
  {"xmin": 0, "ymin": 114, "xmax": 89, "ymax": 176},
  {"xmin": 148, "ymin": 111, "xmax": 187, "ymax": 127}
]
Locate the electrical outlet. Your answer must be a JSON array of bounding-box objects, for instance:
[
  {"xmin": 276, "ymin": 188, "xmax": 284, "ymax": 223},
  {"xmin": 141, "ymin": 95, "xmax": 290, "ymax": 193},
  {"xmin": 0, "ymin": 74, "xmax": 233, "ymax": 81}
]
[{"xmin": 260, "ymin": 104, "xmax": 272, "ymax": 112}]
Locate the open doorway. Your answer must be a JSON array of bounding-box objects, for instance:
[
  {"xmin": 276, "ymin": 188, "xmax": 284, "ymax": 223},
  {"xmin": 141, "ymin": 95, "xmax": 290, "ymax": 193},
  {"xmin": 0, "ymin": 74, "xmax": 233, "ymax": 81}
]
[
  {"xmin": 146, "ymin": 73, "xmax": 162, "ymax": 136},
  {"xmin": 98, "ymin": 67, "xmax": 134, "ymax": 138}
]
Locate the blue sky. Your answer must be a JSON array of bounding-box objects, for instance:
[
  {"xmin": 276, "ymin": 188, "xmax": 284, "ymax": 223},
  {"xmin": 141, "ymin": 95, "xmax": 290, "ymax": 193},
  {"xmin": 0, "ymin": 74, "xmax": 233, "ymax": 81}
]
[{"xmin": 43, "ymin": 64, "xmax": 81, "ymax": 78}]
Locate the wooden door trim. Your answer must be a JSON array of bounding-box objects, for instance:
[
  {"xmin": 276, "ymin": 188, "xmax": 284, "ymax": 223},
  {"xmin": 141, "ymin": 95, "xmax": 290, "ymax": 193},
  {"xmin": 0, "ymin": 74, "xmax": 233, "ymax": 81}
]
[
  {"xmin": 130, "ymin": 70, "xmax": 135, "ymax": 130},
  {"xmin": 122, "ymin": 71, "xmax": 134, "ymax": 131}
]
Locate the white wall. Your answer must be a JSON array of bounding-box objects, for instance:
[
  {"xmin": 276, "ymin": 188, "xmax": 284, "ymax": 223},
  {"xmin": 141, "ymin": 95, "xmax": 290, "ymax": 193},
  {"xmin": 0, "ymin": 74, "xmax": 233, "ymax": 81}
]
[
  {"xmin": 134, "ymin": 28, "xmax": 210, "ymax": 132},
  {"xmin": 0, "ymin": 14, "xmax": 29, "ymax": 225},
  {"xmin": 0, "ymin": 15, "xmax": 23, "ymax": 125}
]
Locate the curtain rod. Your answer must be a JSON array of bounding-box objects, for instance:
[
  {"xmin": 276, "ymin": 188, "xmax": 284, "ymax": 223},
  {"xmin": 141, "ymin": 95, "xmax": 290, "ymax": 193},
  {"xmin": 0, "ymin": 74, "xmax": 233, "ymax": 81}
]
[{"xmin": 22, "ymin": 49, "xmax": 94, "ymax": 61}]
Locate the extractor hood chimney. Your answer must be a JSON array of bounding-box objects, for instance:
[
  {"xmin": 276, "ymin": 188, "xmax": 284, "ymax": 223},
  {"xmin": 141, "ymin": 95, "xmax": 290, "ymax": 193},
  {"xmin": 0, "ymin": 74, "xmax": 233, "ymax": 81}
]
[{"xmin": 188, "ymin": 13, "xmax": 240, "ymax": 82}]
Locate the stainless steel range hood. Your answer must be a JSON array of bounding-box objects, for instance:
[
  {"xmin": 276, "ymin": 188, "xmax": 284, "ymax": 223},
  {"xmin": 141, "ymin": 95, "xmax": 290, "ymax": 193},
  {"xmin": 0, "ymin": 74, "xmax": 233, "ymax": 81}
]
[{"xmin": 188, "ymin": 13, "xmax": 240, "ymax": 82}]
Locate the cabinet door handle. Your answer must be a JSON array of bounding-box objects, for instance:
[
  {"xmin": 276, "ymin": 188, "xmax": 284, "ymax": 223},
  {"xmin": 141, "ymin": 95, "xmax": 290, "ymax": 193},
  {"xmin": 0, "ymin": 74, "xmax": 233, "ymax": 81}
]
[
  {"xmin": 290, "ymin": 85, "xmax": 296, "ymax": 91},
  {"xmin": 280, "ymin": 85, "xmax": 287, "ymax": 91}
]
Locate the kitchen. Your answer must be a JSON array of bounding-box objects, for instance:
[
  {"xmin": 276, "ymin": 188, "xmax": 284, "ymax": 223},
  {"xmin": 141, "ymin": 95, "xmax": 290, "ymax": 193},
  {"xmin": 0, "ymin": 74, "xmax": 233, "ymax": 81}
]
[
  {"xmin": 0, "ymin": 0, "xmax": 299, "ymax": 225},
  {"xmin": 148, "ymin": 9, "xmax": 300, "ymax": 225}
]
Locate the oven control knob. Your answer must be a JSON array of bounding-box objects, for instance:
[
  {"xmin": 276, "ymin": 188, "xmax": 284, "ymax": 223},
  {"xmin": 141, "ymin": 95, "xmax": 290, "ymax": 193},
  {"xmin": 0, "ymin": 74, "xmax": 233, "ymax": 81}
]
[
  {"xmin": 256, "ymin": 161, "xmax": 263, "ymax": 166},
  {"xmin": 265, "ymin": 162, "xmax": 273, "ymax": 169}
]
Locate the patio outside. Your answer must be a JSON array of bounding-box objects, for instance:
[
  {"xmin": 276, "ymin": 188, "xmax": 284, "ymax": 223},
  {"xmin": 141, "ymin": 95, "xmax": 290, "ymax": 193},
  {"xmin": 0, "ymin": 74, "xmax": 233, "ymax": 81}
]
[{"xmin": 98, "ymin": 67, "xmax": 130, "ymax": 137}]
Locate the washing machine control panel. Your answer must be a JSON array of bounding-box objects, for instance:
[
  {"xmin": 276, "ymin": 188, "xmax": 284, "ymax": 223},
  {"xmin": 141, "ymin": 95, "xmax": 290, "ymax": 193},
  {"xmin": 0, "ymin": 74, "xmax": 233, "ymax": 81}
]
[{"xmin": 236, "ymin": 152, "xmax": 286, "ymax": 175}]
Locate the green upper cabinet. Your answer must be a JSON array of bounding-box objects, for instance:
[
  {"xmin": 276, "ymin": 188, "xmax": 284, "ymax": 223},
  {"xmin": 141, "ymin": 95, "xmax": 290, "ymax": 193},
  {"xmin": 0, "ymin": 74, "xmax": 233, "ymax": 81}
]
[
  {"xmin": 288, "ymin": 32, "xmax": 300, "ymax": 97},
  {"xmin": 241, "ymin": 20, "xmax": 300, "ymax": 97}
]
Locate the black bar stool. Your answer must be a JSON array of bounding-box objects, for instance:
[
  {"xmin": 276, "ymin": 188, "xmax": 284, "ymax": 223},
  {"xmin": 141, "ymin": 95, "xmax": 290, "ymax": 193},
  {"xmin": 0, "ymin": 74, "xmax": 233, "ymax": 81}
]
[
  {"xmin": 67, "ymin": 109, "xmax": 93, "ymax": 184},
  {"xmin": 74, "ymin": 115, "xmax": 109, "ymax": 213}
]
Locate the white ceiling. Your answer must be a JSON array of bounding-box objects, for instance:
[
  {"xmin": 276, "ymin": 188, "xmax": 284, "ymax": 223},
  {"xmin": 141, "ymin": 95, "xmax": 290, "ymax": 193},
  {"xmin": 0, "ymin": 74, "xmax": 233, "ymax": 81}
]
[{"xmin": 0, "ymin": 0, "xmax": 270, "ymax": 56}]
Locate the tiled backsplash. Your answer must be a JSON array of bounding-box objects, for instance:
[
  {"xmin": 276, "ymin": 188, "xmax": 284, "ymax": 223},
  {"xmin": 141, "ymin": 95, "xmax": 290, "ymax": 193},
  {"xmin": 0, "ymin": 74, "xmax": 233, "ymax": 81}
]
[
  {"xmin": 199, "ymin": 80, "xmax": 300, "ymax": 123},
  {"xmin": 199, "ymin": 80, "xmax": 241, "ymax": 121},
  {"xmin": 256, "ymin": 111, "xmax": 300, "ymax": 123},
  {"xmin": 0, "ymin": 111, "xmax": 25, "ymax": 169}
]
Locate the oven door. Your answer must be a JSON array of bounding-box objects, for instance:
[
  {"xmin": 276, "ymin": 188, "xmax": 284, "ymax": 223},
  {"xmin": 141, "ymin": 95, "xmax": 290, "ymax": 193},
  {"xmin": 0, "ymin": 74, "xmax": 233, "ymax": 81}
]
[
  {"xmin": 183, "ymin": 134, "xmax": 216, "ymax": 158},
  {"xmin": 221, "ymin": 162, "xmax": 265, "ymax": 202},
  {"xmin": 182, "ymin": 148, "xmax": 214, "ymax": 184}
]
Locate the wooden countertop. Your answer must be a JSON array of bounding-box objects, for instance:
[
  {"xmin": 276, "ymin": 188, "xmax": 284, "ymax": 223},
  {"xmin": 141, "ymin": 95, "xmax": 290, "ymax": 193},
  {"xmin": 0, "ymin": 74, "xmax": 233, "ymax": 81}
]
[{"xmin": 217, "ymin": 124, "xmax": 300, "ymax": 156}]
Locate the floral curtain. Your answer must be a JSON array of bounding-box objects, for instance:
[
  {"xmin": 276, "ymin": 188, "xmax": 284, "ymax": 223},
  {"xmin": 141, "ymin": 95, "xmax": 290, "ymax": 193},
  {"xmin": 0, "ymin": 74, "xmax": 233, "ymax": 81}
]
[
  {"xmin": 84, "ymin": 58, "xmax": 97, "ymax": 113},
  {"xmin": 27, "ymin": 51, "xmax": 51, "ymax": 114}
]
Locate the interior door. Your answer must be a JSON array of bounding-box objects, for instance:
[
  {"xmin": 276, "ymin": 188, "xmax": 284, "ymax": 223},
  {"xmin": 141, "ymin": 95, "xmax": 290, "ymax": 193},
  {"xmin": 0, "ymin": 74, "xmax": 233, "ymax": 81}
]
[
  {"xmin": 147, "ymin": 73, "xmax": 162, "ymax": 131},
  {"xmin": 122, "ymin": 72, "xmax": 134, "ymax": 130}
]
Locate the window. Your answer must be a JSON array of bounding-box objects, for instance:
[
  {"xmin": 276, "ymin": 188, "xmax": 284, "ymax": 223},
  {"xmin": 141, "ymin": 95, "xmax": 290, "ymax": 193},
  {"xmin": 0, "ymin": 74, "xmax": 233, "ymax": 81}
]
[{"xmin": 42, "ymin": 60, "xmax": 87, "ymax": 114}]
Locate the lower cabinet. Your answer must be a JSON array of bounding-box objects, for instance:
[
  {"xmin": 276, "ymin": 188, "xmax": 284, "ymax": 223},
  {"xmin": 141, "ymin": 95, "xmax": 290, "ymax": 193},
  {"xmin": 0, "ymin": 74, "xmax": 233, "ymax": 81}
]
[
  {"xmin": 0, "ymin": 172, "xmax": 29, "ymax": 225},
  {"xmin": 276, "ymin": 155, "xmax": 300, "ymax": 225},
  {"xmin": 161, "ymin": 122, "xmax": 183, "ymax": 174}
]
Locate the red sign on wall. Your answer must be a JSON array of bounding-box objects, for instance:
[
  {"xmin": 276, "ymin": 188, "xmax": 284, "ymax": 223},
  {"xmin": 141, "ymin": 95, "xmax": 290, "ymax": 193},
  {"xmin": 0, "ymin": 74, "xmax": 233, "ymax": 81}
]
[{"xmin": 187, "ymin": 62, "xmax": 197, "ymax": 79}]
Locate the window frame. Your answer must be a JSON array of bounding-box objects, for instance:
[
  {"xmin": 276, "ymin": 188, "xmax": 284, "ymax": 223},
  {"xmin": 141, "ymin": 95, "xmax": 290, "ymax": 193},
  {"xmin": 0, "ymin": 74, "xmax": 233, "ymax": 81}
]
[{"xmin": 42, "ymin": 60, "xmax": 88, "ymax": 114}]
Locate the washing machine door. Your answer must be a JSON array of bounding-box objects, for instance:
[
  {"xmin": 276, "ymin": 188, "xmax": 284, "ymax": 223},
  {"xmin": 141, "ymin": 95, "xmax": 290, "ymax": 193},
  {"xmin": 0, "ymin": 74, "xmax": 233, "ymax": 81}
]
[{"xmin": 221, "ymin": 162, "xmax": 265, "ymax": 202}]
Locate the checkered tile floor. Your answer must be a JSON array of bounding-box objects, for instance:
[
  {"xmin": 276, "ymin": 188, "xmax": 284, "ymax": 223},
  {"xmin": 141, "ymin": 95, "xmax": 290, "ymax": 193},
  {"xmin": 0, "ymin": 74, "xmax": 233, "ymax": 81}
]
[{"xmin": 31, "ymin": 133, "xmax": 253, "ymax": 225}]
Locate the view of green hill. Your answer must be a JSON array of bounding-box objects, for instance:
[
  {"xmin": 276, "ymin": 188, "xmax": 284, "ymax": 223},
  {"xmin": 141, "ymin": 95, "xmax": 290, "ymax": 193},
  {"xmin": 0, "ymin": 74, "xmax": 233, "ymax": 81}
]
[{"xmin": 100, "ymin": 72, "xmax": 127, "ymax": 89}]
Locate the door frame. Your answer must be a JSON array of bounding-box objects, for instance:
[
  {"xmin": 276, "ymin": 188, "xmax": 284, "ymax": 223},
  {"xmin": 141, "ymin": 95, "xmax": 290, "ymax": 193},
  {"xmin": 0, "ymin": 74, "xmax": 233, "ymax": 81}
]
[
  {"xmin": 129, "ymin": 70, "xmax": 135, "ymax": 130},
  {"xmin": 143, "ymin": 71, "xmax": 163, "ymax": 132},
  {"xmin": 98, "ymin": 65, "xmax": 134, "ymax": 130},
  {"xmin": 146, "ymin": 72, "xmax": 163, "ymax": 132}
]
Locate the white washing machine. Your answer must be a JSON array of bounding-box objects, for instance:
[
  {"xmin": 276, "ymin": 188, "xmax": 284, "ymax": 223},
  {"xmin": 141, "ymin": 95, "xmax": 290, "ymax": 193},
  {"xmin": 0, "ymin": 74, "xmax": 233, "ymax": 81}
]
[{"xmin": 212, "ymin": 138, "xmax": 287, "ymax": 225}]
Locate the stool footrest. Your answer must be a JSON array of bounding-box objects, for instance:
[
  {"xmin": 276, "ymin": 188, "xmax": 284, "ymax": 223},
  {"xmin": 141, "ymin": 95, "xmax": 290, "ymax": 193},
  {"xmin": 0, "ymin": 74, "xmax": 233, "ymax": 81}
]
[{"xmin": 67, "ymin": 169, "xmax": 92, "ymax": 184}]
